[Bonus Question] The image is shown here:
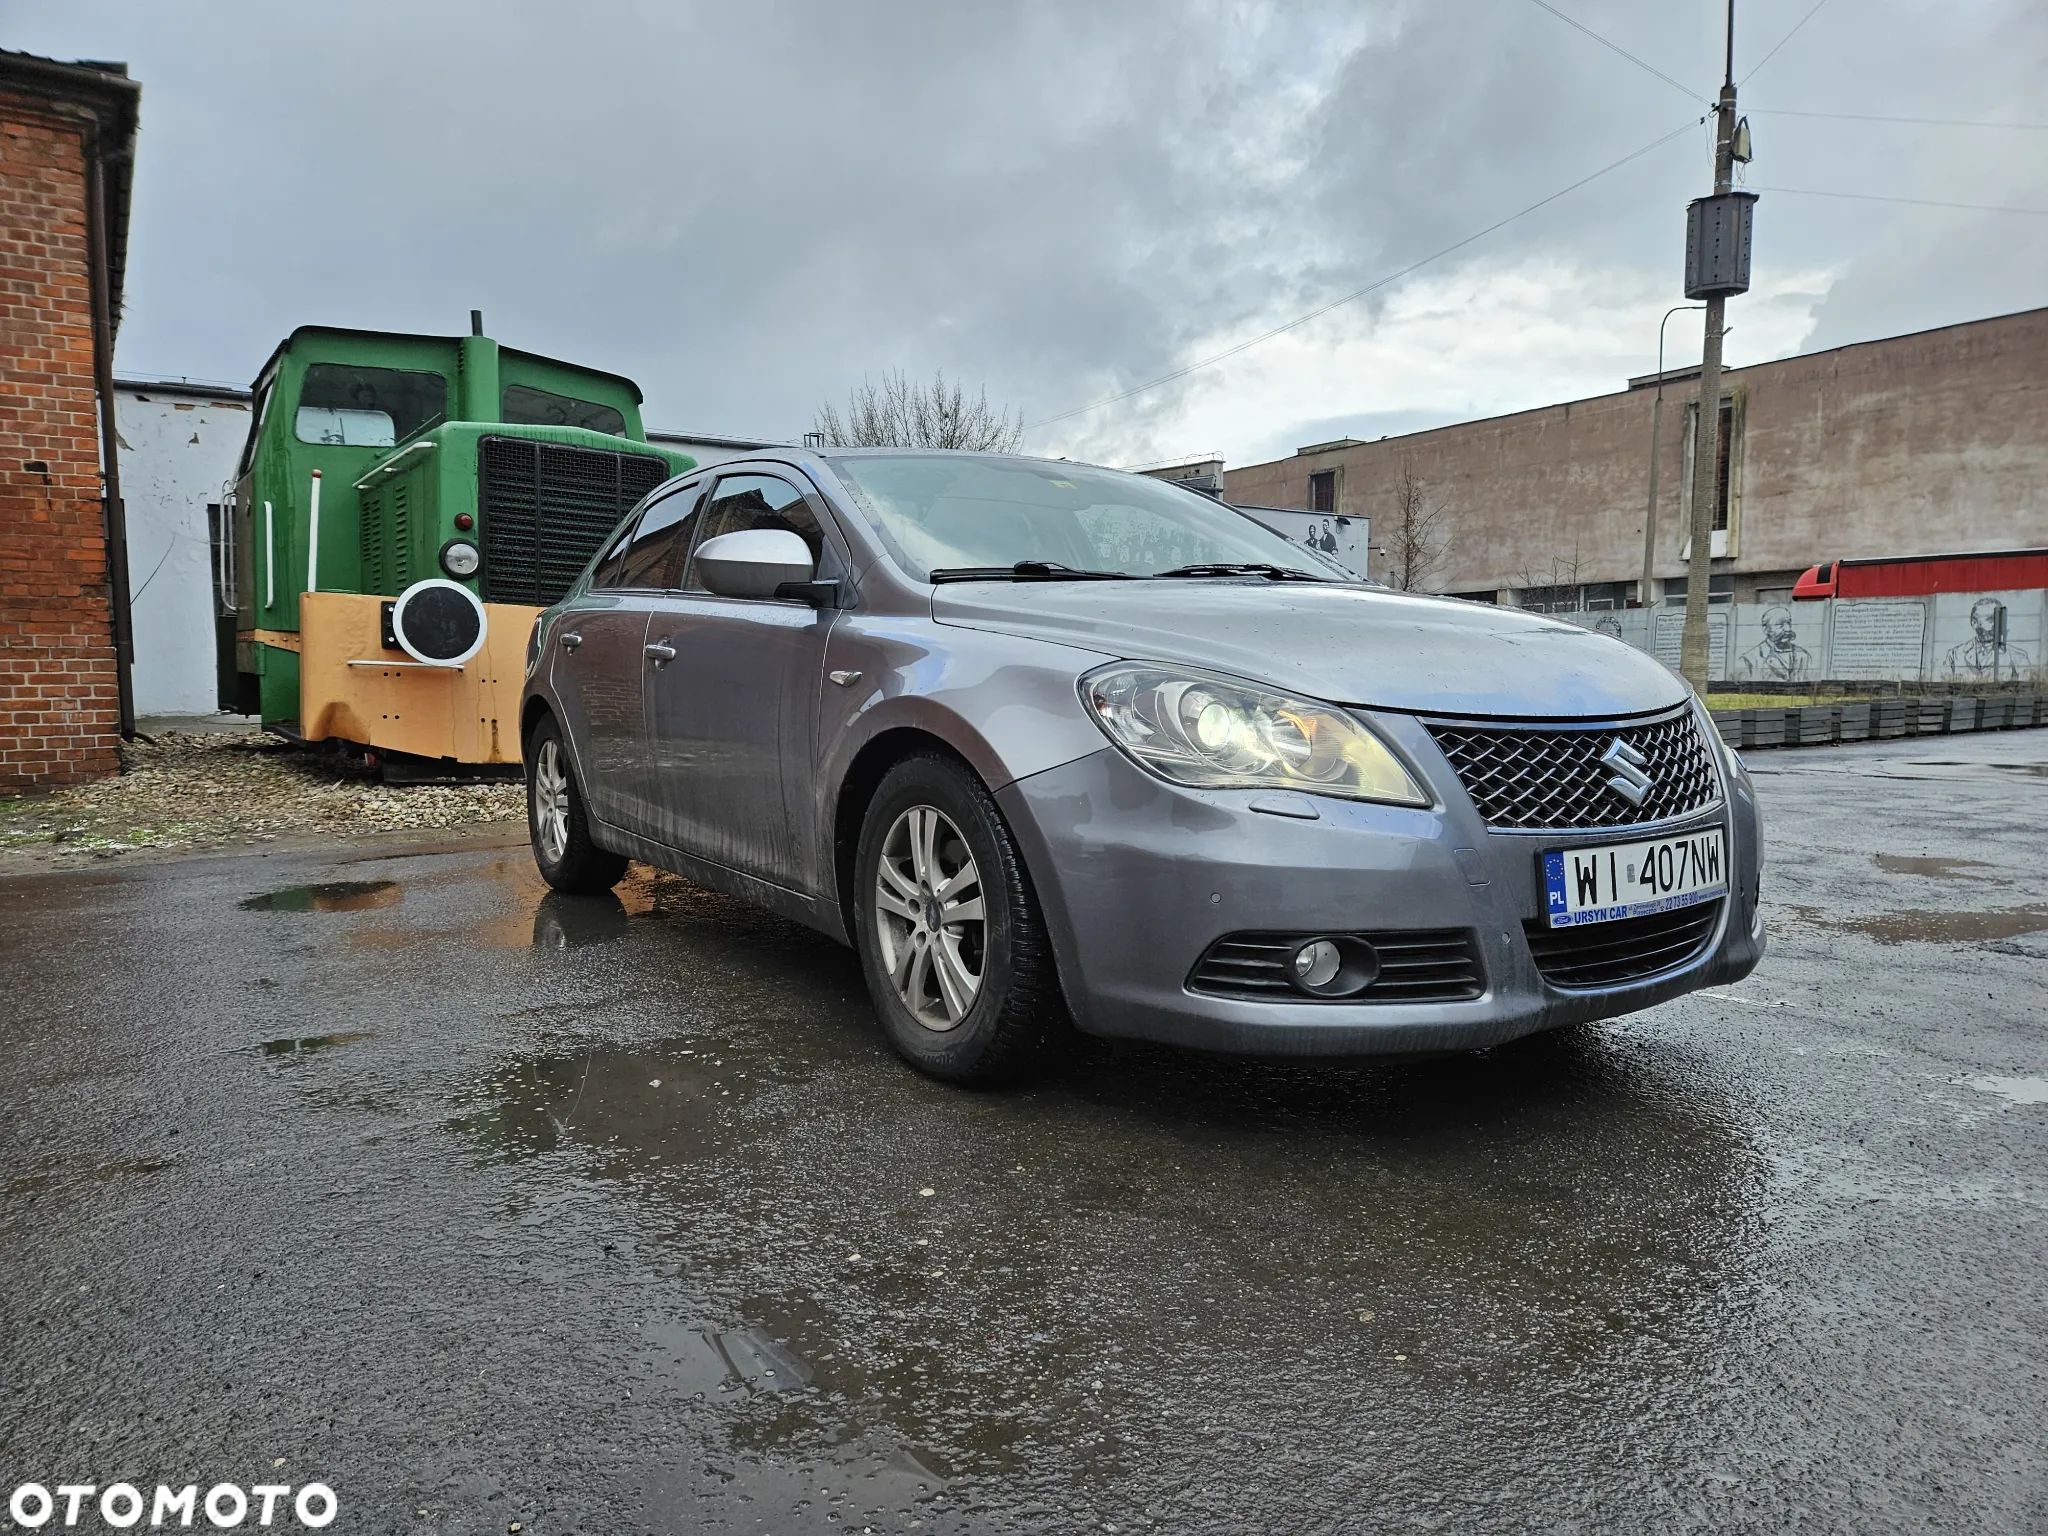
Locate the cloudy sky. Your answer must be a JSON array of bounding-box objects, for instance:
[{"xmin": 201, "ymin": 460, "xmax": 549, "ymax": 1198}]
[{"xmin": 15, "ymin": 0, "xmax": 2046, "ymax": 468}]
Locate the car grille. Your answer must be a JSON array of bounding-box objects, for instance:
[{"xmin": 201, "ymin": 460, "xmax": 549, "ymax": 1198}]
[
  {"xmin": 1189, "ymin": 929, "xmax": 1484, "ymax": 1003},
  {"xmin": 477, "ymin": 436, "xmax": 671, "ymax": 606},
  {"xmin": 1523, "ymin": 900, "xmax": 1722, "ymax": 989},
  {"xmin": 1426, "ymin": 708, "xmax": 1720, "ymax": 831}
]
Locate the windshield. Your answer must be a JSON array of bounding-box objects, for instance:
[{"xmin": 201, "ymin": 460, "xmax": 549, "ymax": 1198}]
[{"xmin": 826, "ymin": 454, "xmax": 1351, "ymax": 581}]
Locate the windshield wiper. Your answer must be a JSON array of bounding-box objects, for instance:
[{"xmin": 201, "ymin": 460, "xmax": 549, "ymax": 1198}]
[
  {"xmin": 1152, "ymin": 562, "xmax": 1330, "ymax": 582},
  {"xmin": 929, "ymin": 560, "xmax": 1140, "ymax": 583}
]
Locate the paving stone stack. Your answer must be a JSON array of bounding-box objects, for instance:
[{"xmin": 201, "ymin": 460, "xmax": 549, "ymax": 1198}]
[{"xmin": 1709, "ymin": 691, "xmax": 2046, "ymax": 750}]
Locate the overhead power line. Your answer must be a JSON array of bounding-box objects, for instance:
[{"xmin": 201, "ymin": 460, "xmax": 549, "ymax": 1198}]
[
  {"xmin": 1519, "ymin": 0, "xmax": 1705, "ymax": 104},
  {"xmin": 1740, "ymin": 0, "xmax": 1831, "ymax": 85},
  {"xmin": 1027, "ymin": 117, "xmax": 1701, "ymax": 432},
  {"xmin": 1749, "ymin": 108, "xmax": 2048, "ymax": 131},
  {"xmin": 1753, "ymin": 186, "xmax": 2048, "ymax": 216}
]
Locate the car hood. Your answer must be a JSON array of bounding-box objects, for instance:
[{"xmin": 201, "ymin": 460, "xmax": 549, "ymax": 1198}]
[{"xmin": 931, "ymin": 581, "xmax": 1688, "ymax": 719}]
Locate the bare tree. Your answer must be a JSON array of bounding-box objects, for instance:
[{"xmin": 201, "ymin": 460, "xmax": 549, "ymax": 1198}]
[
  {"xmin": 813, "ymin": 369, "xmax": 1024, "ymax": 452},
  {"xmin": 1511, "ymin": 547, "xmax": 1588, "ymax": 612},
  {"xmin": 1382, "ymin": 459, "xmax": 1451, "ymax": 592}
]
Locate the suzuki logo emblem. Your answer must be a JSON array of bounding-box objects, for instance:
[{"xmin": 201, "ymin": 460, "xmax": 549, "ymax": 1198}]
[{"xmin": 1600, "ymin": 737, "xmax": 1655, "ymax": 807}]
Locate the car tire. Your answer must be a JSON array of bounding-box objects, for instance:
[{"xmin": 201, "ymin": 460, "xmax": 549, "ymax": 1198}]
[
  {"xmin": 852, "ymin": 752, "xmax": 1062, "ymax": 1085},
  {"xmin": 527, "ymin": 714, "xmax": 628, "ymax": 895}
]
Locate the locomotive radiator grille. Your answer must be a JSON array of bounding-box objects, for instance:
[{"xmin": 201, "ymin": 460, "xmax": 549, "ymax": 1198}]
[{"xmin": 477, "ymin": 436, "xmax": 670, "ymax": 606}]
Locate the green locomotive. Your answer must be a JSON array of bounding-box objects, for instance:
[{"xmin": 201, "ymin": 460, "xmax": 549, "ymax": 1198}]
[{"xmin": 215, "ymin": 317, "xmax": 694, "ymax": 764}]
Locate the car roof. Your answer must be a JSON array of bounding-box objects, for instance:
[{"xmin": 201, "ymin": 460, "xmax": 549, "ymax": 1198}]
[{"xmin": 807, "ymin": 446, "xmax": 1121, "ymax": 471}]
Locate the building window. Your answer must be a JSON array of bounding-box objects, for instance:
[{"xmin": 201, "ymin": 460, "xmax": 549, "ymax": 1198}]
[
  {"xmin": 1308, "ymin": 469, "xmax": 1336, "ymax": 513},
  {"xmin": 1663, "ymin": 574, "xmax": 1735, "ymax": 606},
  {"xmin": 1711, "ymin": 398, "xmax": 1733, "ymax": 532},
  {"xmin": 1520, "ymin": 580, "xmax": 1631, "ymax": 613},
  {"xmin": 1679, "ymin": 392, "xmax": 1743, "ymax": 552}
]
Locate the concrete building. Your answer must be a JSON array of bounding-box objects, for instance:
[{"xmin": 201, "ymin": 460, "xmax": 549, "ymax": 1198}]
[
  {"xmin": 1222, "ymin": 306, "xmax": 2047, "ymax": 612},
  {"xmin": 0, "ymin": 51, "xmax": 139, "ymax": 790}
]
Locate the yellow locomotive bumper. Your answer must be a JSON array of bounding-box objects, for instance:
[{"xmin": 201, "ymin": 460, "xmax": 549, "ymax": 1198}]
[{"xmin": 294, "ymin": 590, "xmax": 537, "ymax": 766}]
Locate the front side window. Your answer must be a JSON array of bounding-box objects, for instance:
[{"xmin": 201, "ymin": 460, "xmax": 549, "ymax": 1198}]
[
  {"xmin": 502, "ymin": 384, "xmax": 626, "ymax": 437},
  {"xmin": 829, "ymin": 455, "xmax": 1348, "ymax": 581},
  {"xmin": 594, "ymin": 488, "xmax": 700, "ymax": 590},
  {"xmin": 683, "ymin": 474, "xmax": 825, "ymax": 591},
  {"xmin": 294, "ymin": 363, "xmax": 448, "ymax": 447}
]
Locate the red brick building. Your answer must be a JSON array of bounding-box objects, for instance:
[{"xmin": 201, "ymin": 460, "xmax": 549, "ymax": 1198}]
[{"xmin": 0, "ymin": 51, "xmax": 139, "ymax": 790}]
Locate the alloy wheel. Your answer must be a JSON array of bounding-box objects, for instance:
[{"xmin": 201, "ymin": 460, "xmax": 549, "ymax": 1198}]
[
  {"xmin": 534, "ymin": 739, "xmax": 570, "ymax": 865},
  {"xmin": 874, "ymin": 804, "xmax": 986, "ymax": 1031}
]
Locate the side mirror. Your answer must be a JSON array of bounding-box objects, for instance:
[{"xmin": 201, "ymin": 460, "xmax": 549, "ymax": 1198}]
[{"xmin": 693, "ymin": 528, "xmax": 817, "ymax": 601}]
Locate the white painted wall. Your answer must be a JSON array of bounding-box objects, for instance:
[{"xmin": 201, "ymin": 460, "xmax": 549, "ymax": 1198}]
[{"xmin": 115, "ymin": 384, "xmax": 250, "ymax": 717}]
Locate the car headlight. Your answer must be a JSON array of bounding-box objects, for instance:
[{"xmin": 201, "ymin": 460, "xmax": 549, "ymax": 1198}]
[
  {"xmin": 1081, "ymin": 663, "xmax": 1429, "ymax": 805},
  {"xmin": 440, "ymin": 538, "xmax": 482, "ymax": 579}
]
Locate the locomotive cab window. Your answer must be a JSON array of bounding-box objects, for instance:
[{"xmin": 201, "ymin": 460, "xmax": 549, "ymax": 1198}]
[
  {"xmin": 502, "ymin": 384, "xmax": 627, "ymax": 437},
  {"xmin": 295, "ymin": 364, "xmax": 448, "ymax": 447}
]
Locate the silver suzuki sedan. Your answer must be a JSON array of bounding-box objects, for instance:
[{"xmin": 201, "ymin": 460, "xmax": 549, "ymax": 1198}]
[{"xmin": 521, "ymin": 449, "xmax": 1763, "ymax": 1083}]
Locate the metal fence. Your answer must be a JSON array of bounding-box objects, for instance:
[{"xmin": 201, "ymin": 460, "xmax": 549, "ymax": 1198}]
[{"xmin": 1548, "ymin": 589, "xmax": 2044, "ymax": 686}]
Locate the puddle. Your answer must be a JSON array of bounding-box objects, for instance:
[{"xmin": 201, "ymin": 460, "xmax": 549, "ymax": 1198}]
[
  {"xmin": 1990, "ymin": 762, "xmax": 2048, "ymax": 778},
  {"xmin": 1784, "ymin": 905, "xmax": 2048, "ymax": 945},
  {"xmin": 259, "ymin": 1030, "xmax": 376, "ymax": 1058},
  {"xmin": 1956, "ymin": 1074, "xmax": 2048, "ymax": 1107},
  {"xmin": 640, "ymin": 1320, "xmax": 814, "ymax": 1396},
  {"xmin": 448, "ymin": 1036, "xmax": 795, "ymax": 1169},
  {"xmin": 241, "ymin": 879, "xmax": 400, "ymax": 913},
  {"xmin": 1871, "ymin": 853, "xmax": 1996, "ymax": 880},
  {"xmin": 528, "ymin": 891, "xmax": 634, "ymax": 949}
]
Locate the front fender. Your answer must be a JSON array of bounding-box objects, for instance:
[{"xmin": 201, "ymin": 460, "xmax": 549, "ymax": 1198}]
[{"xmin": 817, "ymin": 617, "xmax": 1115, "ymax": 797}]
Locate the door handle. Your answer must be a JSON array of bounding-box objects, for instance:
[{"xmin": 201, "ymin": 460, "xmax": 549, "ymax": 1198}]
[
  {"xmin": 644, "ymin": 640, "xmax": 677, "ymax": 666},
  {"xmin": 558, "ymin": 631, "xmax": 583, "ymax": 652}
]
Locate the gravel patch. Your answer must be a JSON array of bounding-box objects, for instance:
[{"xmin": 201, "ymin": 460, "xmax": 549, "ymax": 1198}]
[{"xmin": 0, "ymin": 729, "xmax": 524, "ymax": 866}]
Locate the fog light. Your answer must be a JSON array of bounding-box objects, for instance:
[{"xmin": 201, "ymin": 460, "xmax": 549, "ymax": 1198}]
[
  {"xmin": 1291, "ymin": 938, "xmax": 1344, "ymax": 993},
  {"xmin": 1286, "ymin": 934, "xmax": 1381, "ymax": 997}
]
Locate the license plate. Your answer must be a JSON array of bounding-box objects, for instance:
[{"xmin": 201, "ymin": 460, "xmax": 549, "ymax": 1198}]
[{"xmin": 1542, "ymin": 828, "xmax": 1727, "ymax": 928}]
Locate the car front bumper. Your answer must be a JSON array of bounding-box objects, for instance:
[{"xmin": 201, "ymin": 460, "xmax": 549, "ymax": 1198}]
[{"xmin": 994, "ymin": 714, "xmax": 1765, "ymax": 1056}]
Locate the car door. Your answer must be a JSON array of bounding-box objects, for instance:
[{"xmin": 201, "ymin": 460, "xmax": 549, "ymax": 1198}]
[
  {"xmin": 640, "ymin": 469, "xmax": 844, "ymax": 894},
  {"xmin": 547, "ymin": 483, "xmax": 699, "ymax": 832}
]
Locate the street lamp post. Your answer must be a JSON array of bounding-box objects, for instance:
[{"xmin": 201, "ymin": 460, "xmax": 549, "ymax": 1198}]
[{"xmin": 1641, "ymin": 303, "xmax": 1706, "ymax": 608}]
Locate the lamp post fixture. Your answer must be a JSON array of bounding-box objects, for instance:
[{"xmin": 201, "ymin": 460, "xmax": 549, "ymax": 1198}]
[{"xmin": 1640, "ymin": 303, "xmax": 1707, "ymax": 608}]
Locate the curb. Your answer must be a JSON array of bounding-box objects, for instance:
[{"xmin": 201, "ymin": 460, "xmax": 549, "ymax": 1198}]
[{"xmin": 1710, "ymin": 693, "xmax": 2043, "ymax": 750}]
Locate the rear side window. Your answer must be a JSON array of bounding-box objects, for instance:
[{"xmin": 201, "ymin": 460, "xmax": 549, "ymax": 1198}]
[
  {"xmin": 683, "ymin": 474, "xmax": 823, "ymax": 591},
  {"xmin": 502, "ymin": 384, "xmax": 627, "ymax": 437},
  {"xmin": 594, "ymin": 488, "xmax": 699, "ymax": 590}
]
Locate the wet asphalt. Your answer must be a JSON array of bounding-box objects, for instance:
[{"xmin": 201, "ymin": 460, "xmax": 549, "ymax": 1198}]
[{"xmin": 1, "ymin": 732, "xmax": 2044, "ymax": 1535}]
